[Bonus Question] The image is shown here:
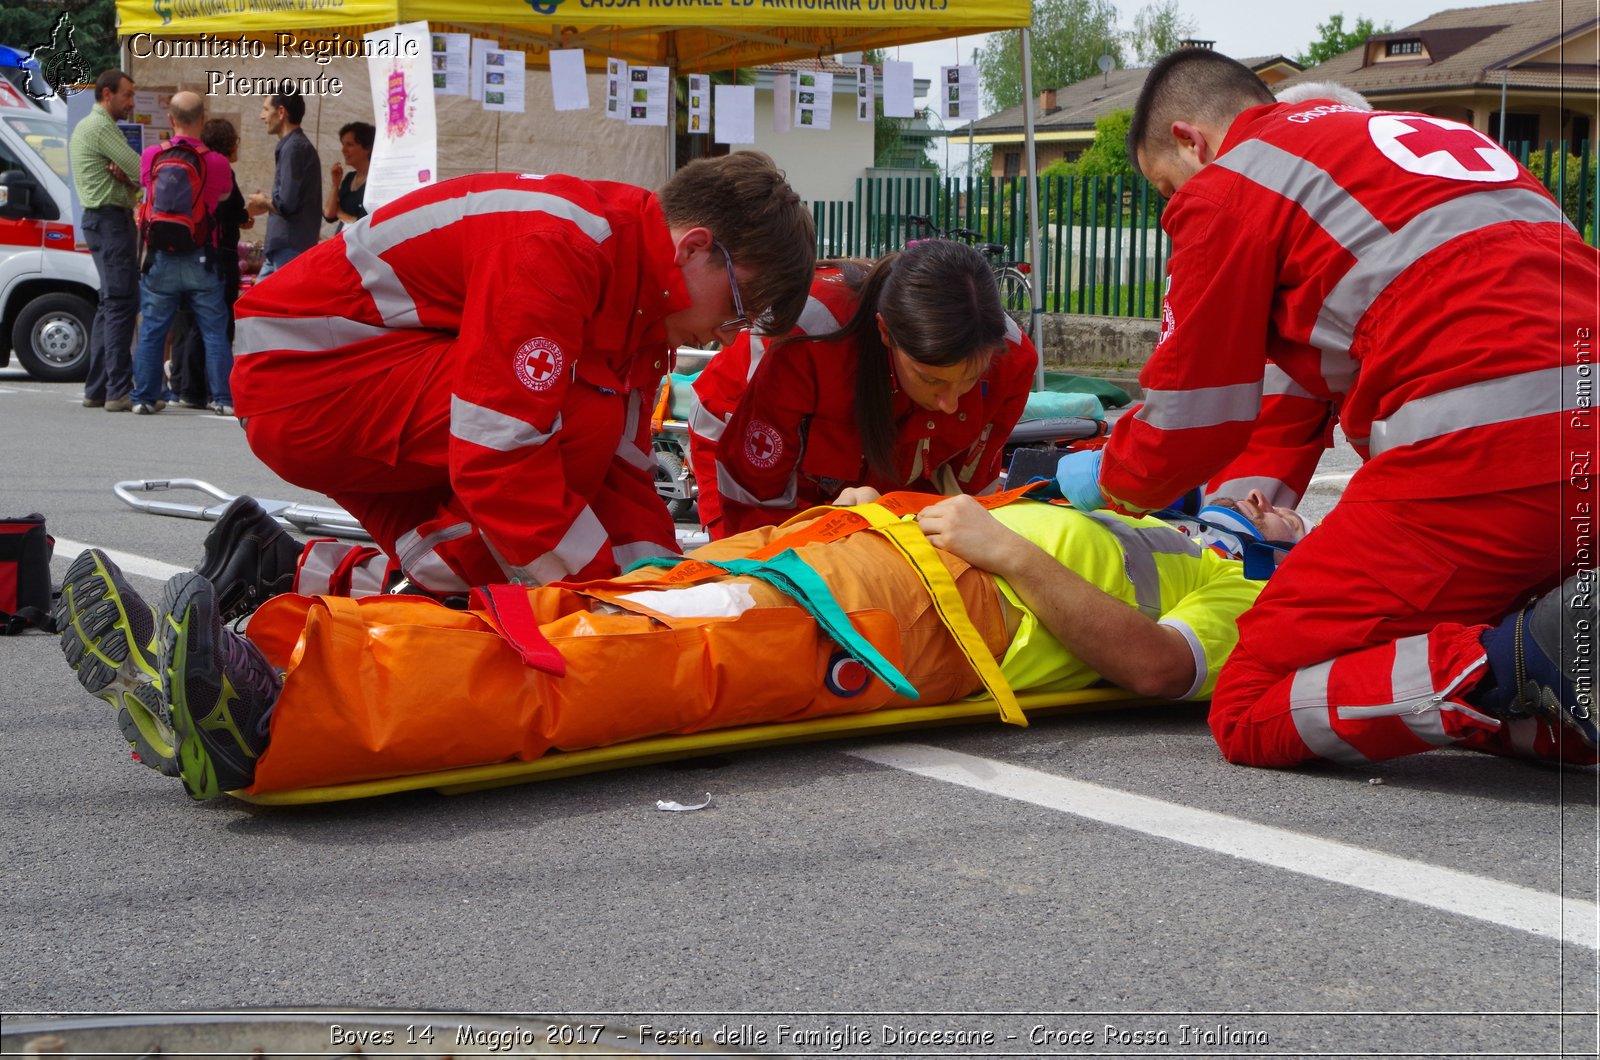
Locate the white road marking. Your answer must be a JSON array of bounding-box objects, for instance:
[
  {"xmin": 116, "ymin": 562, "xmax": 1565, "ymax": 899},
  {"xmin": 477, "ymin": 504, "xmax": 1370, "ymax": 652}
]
[
  {"xmin": 850, "ymin": 743, "xmax": 1599, "ymax": 950},
  {"xmin": 53, "ymin": 538, "xmax": 187, "ymax": 583}
]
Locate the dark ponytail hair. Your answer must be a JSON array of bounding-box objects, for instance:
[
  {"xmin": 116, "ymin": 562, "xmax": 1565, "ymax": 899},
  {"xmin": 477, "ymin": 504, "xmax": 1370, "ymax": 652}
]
[{"xmin": 809, "ymin": 239, "xmax": 1008, "ymax": 481}]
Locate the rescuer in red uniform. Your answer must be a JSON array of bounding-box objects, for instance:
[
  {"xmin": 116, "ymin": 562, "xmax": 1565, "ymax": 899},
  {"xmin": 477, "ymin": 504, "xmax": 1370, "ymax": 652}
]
[
  {"xmin": 1049, "ymin": 49, "xmax": 1598, "ymax": 768},
  {"xmin": 688, "ymin": 239, "xmax": 1038, "ymax": 538},
  {"xmin": 229, "ymin": 153, "xmax": 815, "ymax": 598}
]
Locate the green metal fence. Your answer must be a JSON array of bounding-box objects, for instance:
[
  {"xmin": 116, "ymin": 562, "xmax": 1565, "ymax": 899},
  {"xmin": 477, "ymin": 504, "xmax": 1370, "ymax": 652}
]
[{"xmin": 812, "ymin": 139, "xmax": 1597, "ymax": 321}]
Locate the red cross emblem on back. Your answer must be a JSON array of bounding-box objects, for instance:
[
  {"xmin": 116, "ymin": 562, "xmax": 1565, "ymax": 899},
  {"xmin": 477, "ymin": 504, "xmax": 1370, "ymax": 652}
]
[
  {"xmin": 1393, "ymin": 118, "xmax": 1496, "ymax": 172},
  {"xmin": 1367, "ymin": 114, "xmax": 1518, "ymax": 184},
  {"xmin": 744, "ymin": 420, "xmax": 783, "ymax": 469}
]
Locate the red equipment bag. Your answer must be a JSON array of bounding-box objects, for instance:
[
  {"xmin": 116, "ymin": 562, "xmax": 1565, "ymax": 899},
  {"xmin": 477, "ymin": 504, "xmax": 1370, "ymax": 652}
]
[
  {"xmin": 0, "ymin": 514, "xmax": 55, "ymax": 634},
  {"xmin": 138, "ymin": 140, "xmax": 212, "ymax": 255}
]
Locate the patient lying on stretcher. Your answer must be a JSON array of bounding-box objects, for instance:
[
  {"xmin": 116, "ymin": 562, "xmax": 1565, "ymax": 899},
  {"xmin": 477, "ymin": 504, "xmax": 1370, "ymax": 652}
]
[{"xmin": 56, "ymin": 493, "xmax": 1294, "ymax": 801}]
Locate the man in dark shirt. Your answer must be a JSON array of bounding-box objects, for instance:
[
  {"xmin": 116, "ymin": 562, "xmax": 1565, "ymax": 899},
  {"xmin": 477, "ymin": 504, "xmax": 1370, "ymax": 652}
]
[{"xmin": 246, "ymin": 85, "xmax": 321, "ymax": 276}]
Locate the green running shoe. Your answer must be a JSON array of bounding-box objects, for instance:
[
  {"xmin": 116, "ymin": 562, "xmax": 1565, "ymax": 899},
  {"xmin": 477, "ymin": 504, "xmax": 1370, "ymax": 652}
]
[
  {"xmin": 160, "ymin": 572, "xmax": 282, "ymax": 801},
  {"xmin": 54, "ymin": 549, "xmax": 176, "ymax": 776}
]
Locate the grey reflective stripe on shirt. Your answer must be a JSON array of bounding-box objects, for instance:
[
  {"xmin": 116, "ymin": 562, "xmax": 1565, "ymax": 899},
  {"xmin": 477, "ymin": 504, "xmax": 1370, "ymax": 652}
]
[
  {"xmin": 1086, "ymin": 513, "xmax": 1201, "ymax": 619},
  {"xmin": 615, "ymin": 391, "xmax": 655, "ymax": 472},
  {"xmin": 1310, "ymin": 188, "xmax": 1571, "ymax": 357},
  {"xmin": 233, "ymin": 314, "xmax": 397, "ymax": 357},
  {"xmin": 687, "ymin": 390, "xmax": 728, "ymax": 442},
  {"xmin": 745, "ymin": 333, "xmax": 768, "ymax": 380},
  {"xmin": 1003, "ymin": 315, "xmax": 1023, "ymax": 344},
  {"xmin": 488, "ymin": 504, "xmax": 609, "ymax": 585},
  {"xmin": 1216, "ymin": 138, "xmax": 1573, "ymax": 398},
  {"xmin": 1262, "ymin": 363, "xmax": 1313, "ymax": 399},
  {"xmin": 1136, "ymin": 380, "xmax": 1262, "ymax": 431},
  {"xmin": 1368, "ymin": 365, "xmax": 1576, "ymax": 456},
  {"xmin": 613, "ymin": 539, "xmax": 678, "ymax": 568},
  {"xmin": 450, "ymin": 395, "xmax": 560, "ymax": 452},
  {"xmin": 715, "ymin": 459, "xmax": 798, "ymax": 509},
  {"xmin": 395, "ymin": 521, "xmax": 474, "ymax": 593},
  {"xmin": 795, "ymin": 295, "xmax": 843, "ymax": 337},
  {"xmin": 342, "ymin": 186, "xmax": 613, "ymax": 328}
]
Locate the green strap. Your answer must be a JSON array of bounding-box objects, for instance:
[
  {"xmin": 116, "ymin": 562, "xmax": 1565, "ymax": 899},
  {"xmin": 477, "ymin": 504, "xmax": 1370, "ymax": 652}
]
[{"xmin": 627, "ymin": 551, "xmax": 918, "ymax": 699}]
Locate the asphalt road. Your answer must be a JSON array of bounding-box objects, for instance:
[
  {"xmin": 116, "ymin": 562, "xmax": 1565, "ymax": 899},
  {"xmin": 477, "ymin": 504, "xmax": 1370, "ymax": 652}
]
[{"xmin": 3, "ymin": 367, "xmax": 1597, "ymax": 1059}]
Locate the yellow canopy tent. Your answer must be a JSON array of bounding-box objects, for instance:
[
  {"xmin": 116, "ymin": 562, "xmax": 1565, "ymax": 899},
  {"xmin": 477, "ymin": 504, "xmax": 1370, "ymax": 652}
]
[{"xmin": 114, "ymin": 0, "xmax": 1046, "ymax": 353}]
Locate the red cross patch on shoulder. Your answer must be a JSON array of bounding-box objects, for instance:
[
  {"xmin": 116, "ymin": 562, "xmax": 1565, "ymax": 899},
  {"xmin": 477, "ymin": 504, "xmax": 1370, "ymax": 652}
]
[
  {"xmin": 1368, "ymin": 115, "xmax": 1517, "ymax": 183},
  {"xmin": 514, "ymin": 337, "xmax": 565, "ymax": 392},
  {"xmin": 744, "ymin": 420, "xmax": 783, "ymax": 470}
]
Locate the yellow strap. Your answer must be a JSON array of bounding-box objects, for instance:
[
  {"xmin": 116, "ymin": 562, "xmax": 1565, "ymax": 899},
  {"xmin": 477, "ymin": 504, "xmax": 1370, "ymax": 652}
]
[{"xmin": 853, "ymin": 503, "xmax": 1027, "ymax": 727}]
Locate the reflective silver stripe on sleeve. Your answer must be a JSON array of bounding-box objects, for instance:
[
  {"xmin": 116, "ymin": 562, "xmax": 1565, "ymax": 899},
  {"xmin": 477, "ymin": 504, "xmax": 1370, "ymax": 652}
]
[
  {"xmin": 715, "ymin": 459, "xmax": 798, "ymax": 509},
  {"xmin": 615, "ymin": 391, "xmax": 655, "ymax": 472},
  {"xmin": 1289, "ymin": 659, "xmax": 1369, "ymax": 765},
  {"xmin": 795, "ymin": 295, "xmax": 843, "ymax": 337},
  {"xmin": 613, "ymin": 540, "xmax": 679, "ymax": 568},
  {"xmin": 488, "ymin": 504, "xmax": 609, "ymax": 586},
  {"xmin": 1204, "ymin": 476, "xmax": 1299, "ymax": 508},
  {"xmin": 233, "ymin": 314, "xmax": 396, "ymax": 357},
  {"xmin": 1003, "ymin": 315, "xmax": 1023, "ymax": 344},
  {"xmin": 1311, "ymin": 188, "xmax": 1571, "ymax": 356},
  {"xmin": 344, "ymin": 187, "xmax": 613, "ymax": 328},
  {"xmin": 1136, "ymin": 380, "xmax": 1262, "ymax": 432},
  {"xmin": 1262, "ymin": 363, "xmax": 1313, "ymax": 399},
  {"xmin": 1389, "ymin": 635, "xmax": 1456, "ymax": 749},
  {"xmin": 1158, "ymin": 616, "xmax": 1208, "ymax": 700},
  {"xmin": 745, "ymin": 333, "xmax": 768, "ymax": 380},
  {"xmin": 450, "ymin": 396, "xmax": 560, "ymax": 452},
  {"xmin": 395, "ymin": 521, "xmax": 474, "ymax": 593},
  {"xmin": 1087, "ymin": 513, "xmax": 1202, "ymax": 619},
  {"xmin": 1368, "ymin": 365, "xmax": 1575, "ymax": 457},
  {"xmin": 687, "ymin": 390, "xmax": 728, "ymax": 443}
]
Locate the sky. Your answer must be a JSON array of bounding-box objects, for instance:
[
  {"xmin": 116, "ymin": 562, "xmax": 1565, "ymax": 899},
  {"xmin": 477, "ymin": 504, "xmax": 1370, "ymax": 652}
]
[{"xmin": 892, "ymin": 0, "xmax": 1517, "ymax": 176}]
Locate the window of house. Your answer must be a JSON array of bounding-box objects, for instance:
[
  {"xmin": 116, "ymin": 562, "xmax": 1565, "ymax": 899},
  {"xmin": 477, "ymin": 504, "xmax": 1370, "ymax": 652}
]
[
  {"xmin": 1386, "ymin": 39, "xmax": 1423, "ymax": 56},
  {"xmin": 1003, "ymin": 151, "xmax": 1021, "ymax": 178},
  {"xmin": 1490, "ymin": 112, "xmax": 1541, "ymax": 150},
  {"xmin": 1572, "ymin": 115, "xmax": 1591, "ymax": 152}
]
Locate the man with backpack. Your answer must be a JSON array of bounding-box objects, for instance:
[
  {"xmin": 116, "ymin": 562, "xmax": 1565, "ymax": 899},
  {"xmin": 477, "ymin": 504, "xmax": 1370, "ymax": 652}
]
[{"xmin": 128, "ymin": 90, "xmax": 236, "ymax": 416}]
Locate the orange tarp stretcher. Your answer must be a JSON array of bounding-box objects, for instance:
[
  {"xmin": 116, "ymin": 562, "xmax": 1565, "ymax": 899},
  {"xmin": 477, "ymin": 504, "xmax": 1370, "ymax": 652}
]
[{"xmin": 234, "ymin": 492, "xmax": 1166, "ymax": 805}]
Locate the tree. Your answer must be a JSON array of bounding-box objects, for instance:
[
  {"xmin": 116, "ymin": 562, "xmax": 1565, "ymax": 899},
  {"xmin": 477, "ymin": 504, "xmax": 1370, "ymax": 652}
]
[
  {"xmin": 0, "ymin": 0, "xmax": 118, "ymax": 89},
  {"xmin": 976, "ymin": 0, "xmax": 1124, "ymax": 113},
  {"xmin": 1127, "ymin": 1, "xmax": 1196, "ymax": 64},
  {"xmin": 1296, "ymin": 13, "xmax": 1390, "ymax": 67}
]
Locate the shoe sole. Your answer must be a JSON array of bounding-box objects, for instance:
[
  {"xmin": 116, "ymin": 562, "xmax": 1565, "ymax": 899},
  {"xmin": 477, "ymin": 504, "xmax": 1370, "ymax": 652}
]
[
  {"xmin": 54, "ymin": 550, "xmax": 176, "ymax": 775},
  {"xmin": 161, "ymin": 572, "xmax": 234, "ymax": 800}
]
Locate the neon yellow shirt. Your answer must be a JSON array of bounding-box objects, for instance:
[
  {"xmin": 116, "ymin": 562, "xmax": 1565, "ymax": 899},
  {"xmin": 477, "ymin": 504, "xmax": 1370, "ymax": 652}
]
[{"xmin": 990, "ymin": 502, "xmax": 1264, "ymax": 699}]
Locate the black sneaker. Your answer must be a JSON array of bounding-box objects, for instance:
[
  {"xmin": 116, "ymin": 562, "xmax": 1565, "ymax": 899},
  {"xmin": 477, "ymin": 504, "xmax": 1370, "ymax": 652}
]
[
  {"xmin": 1480, "ymin": 570, "xmax": 1597, "ymax": 748},
  {"xmin": 160, "ymin": 572, "xmax": 282, "ymax": 800},
  {"xmin": 53, "ymin": 549, "xmax": 177, "ymax": 775},
  {"xmin": 195, "ymin": 496, "xmax": 302, "ymax": 621}
]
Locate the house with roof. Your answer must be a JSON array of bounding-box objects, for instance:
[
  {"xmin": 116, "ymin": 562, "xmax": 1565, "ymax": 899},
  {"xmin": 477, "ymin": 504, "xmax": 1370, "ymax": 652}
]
[
  {"xmin": 1276, "ymin": 0, "xmax": 1597, "ymax": 150},
  {"xmin": 964, "ymin": 45, "xmax": 1302, "ymax": 177}
]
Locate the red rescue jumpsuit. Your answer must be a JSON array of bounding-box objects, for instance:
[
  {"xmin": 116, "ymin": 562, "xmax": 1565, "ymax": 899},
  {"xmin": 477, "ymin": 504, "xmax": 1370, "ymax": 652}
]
[
  {"xmin": 232, "ymin": 173, "xmax": 683, "ymax": 594},
  {"xmin": 688, "ymin": 269, "xmax": 1039, "ymax": 537},
  {"xmin": 1098, "ymin": 101, "xmax": 1600, "ymax": 768}
]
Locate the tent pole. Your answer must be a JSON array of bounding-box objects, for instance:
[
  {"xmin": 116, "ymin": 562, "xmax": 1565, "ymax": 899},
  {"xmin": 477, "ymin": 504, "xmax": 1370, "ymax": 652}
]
[{"xmin": 1018, "ymin": 26, "xmax": 1045, "ymax": 389}]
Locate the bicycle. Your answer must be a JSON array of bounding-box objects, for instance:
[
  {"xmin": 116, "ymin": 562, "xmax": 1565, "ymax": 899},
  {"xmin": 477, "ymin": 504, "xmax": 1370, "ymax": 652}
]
[{"xmin": 905, "ymin": 215, "xmax": 1033, "ymax": 327}]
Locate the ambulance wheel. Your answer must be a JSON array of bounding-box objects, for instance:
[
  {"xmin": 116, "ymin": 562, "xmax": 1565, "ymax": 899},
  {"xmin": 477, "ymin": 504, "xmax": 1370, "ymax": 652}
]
[{"xmin": 13, "ymin": 293, "xmax": 94, "ymax": 382}]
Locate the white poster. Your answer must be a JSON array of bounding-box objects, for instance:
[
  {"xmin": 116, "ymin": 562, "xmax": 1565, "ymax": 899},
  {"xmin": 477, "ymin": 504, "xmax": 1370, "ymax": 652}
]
[
  {"xmin": 793, "ymin": 70, "xmax": 833, "ymax": 130},
  {"xmin": 714, "ymin": 83, "xmax": 755, "ymax": 145},
  {"xmin": 430, "ymin": 32, "xmax": 470, "ymax": 96},
  {"xmin": 604, "ymin": 58, "xmax": 627, "ymax": 120},
  {"xmin": 549, "ymin": 49, "xmax": 589, "ymax": 111},
  {"xmin": 481, "ymin": 49, "xmax": 526, "ymax": 113},
  {"xmin": 940, "ymin": 63, "xmax": 979, "ymax": 122},
  {"xmin": 855, "ymin": 65, "xmax": 874, "ymax": 123},
  {"xmin": 469, "ymin": 38, "xmax": 493, "ymax": 101},
  {"xmin": 771, "ymin": 73, "xmax": 791, "ymax": 133},
  {"xmin": 882, "ymin": 60, "xmax": 914, "ymax": 118},
  {"xmin": 365, "ymin": 21, "xmax": 438, "ymax": 212},
  {"xmin": 687, "ymin": 73, "xmax": 710, "ymax": 136},
  {"xmin": 626, "ymin": 64, "xmax": 669, "ymax": 127}
]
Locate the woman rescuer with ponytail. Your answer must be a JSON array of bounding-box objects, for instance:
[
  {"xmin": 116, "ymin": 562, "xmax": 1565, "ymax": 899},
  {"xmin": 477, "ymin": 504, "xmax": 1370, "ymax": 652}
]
[{"xmin": 689, "ymin": 238, "xmax": 1038, "ymax": 538}]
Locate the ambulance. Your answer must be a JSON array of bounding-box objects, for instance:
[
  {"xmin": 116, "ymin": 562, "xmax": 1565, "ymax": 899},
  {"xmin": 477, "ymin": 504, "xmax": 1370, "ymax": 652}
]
[{"xmin": 0, "ymin": 54, "xmax": 99, "ymax": 382}]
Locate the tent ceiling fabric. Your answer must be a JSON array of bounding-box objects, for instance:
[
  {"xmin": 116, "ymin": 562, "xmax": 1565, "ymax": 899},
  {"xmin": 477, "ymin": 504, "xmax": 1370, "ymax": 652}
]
[{"xmin": 117, "ymin": 0, "xmax": 1028, "ymax": 70}]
